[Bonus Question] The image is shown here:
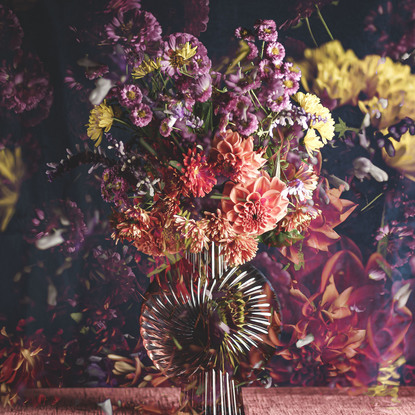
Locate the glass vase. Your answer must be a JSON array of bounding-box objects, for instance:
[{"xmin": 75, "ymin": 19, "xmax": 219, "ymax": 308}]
[{"xmin": 140, "ymin": 244, "xmax": 280, "ymax": 414}]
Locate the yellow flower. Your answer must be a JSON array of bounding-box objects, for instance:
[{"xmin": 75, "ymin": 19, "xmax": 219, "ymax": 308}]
[
  {"xmin": 176, "ymin": 41, "xmax": 198, "ymax": 62},
  {"xmin": 86, "ymin": 100, "xmax": 114, "ymax": 146},
  {"xmin": 303, "ymin": 129, "xmax": 324, "ymax": 156},
  {"xmin": 296, "ymin": 40, "xmax": 415, "ymax": 131},
  {"xmin": 0, "ymin": 147, "xmax": 25, "ymax": 231},
  {"xmin": 295, "ymin": 92, "xmax": 335, "ymax": 153},
  {"xmin": 298, "ymin": 40, "xmax": 364, "ymax": 107},
  {"xmin": 132, "ymin": 57, "xmax": 161, "ymax": 79},
  {"xmin": 383, "ymin": 132, "xmax": 415, "ymax": 181}
]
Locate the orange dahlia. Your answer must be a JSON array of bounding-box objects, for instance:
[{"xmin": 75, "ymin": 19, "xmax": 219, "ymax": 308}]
[
  {"xmin": 210, "ymin": 129, "xmax": 266, "ymax": 184},
  {"xmin": 221, "ymin": 173, "xmax": 289, "ymax": 236}
]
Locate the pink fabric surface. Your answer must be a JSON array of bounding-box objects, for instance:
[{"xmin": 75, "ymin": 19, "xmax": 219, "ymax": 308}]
[{"xmin": 2, "ymin": 387, "xmax": 415, "ymax": 414}]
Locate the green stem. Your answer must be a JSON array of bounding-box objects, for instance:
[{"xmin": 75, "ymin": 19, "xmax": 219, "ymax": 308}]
[
  {"xmin": 305, "ymin": 17, "xmax": 318, "ymax": 48},
  {"xmin": 315, "ymin": 5, "xmax": 334, "ymax": 41},
  {"xmin": 113, "ymin": 118, "xmax": 134, "ymax": 129}
]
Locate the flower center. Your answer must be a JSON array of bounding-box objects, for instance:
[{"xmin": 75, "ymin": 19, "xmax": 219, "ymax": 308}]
[{"xmin": 127, "ymin": 90, "xmax": 136, "ymax": 100}]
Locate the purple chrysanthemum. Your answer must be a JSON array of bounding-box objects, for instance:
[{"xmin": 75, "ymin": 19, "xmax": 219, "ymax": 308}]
[
  {"xmin": 160, "ymin": 32, "xmax": 210, "ymax": 78},
  {"xmin": 224, "ymin": 69, "xmax": 261, "ymax": 94},
  {"xmin": 130, "ymin": 102, "xmax": 152, "ymax": 126},
  {"xmin": 253, "ymin": 19, "xmax": 278, "ymax": 42},
  {"xmin": 105, "ymin": 9, "xmax": 161, "ymax": 55},
  {"xmin": 119, "ymin": 84, "xmax": 143, "ymax": 108},
  {"xmin": 266, "ymin": 41, "xmax": 285, "ymax": 65}
]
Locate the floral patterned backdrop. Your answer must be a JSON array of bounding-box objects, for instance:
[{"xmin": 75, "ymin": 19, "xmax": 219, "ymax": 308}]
[{"xmin": 1, "ymin": 0, "xmax": 415, "ymax": 408}]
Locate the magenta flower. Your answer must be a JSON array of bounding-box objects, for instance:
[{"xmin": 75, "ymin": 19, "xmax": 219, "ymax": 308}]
[
  {"xmin": 235, "ymin": 112, "xmax": 259, "ymax": 136},
  {"xmin": 160, "ymin": 33, "xmax": 210, "ymax": 78},
  {"xmin": 234, "ymin": 26, "xmax": 255, "ymax": 42},
  {"xmin": 105, "ymin": 9, "xmax": 162, "ymax": 55},
  {"xmin": 225, "ymin": 68, "xmax": 261, "ymax": 94},
  {"xmin": 253, "ymin": 19, "xmax": 278, "ymax": 42},
  {"xmin": 266, "ymin": 42, "xmax": 286, "ymax": 66},
  {"xmin": 192, "ymin": 73, "xmax": 212, "ymax": 102},
  {"xmin": 118, "ymin": 84, "xmax": 143, "ymax": 108},
  {"xmin": 130, "ymin": 103, "xmax": 152, "ymax": 127}
]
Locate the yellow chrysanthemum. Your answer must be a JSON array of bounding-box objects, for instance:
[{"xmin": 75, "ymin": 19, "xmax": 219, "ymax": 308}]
[
  {"xmin": 132, "ymin": 57, "xmax": 161, "ymax": 79},
  {"xmin": 383, "ymin": 132, "xmax": 415, "ymax": 181},
  {"xmin": 0, "ymin": 147, "xmax": 25, "ymax": 231},
  {"xmin": 302, "ymin": 129, "xmax": 324, "ymax": 156},
  {"xmin": 295, "ymin": 92, "xmax": 335, "ymax": 153},
  {"xmin": 296, "ymin": 40, "xmax": 415, "ymax": 131},
  {"xmin": 86, "ymin": 100, "xmax": 114, "ymax": 146}
]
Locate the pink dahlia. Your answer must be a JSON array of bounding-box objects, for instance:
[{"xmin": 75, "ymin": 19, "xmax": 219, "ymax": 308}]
[
  {"xmin": 210, "ymin": 130, "xmax": 266, "ymax": 184},
  {"xmin": 181, "ymin": 148, "xmax": 216, "ymax": 198},
  {"xmin": 221, "ymin": 173, "xmax": 289, "ymax": 236}
]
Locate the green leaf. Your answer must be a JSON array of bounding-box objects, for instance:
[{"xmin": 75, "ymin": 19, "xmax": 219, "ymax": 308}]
[
  {"xmin": 168, "ymin": 160, "xmax": 183, "ymax": 172},
  {"xmin": 334, "ymin": 117, "xmax": 360, "ymax": 140}
]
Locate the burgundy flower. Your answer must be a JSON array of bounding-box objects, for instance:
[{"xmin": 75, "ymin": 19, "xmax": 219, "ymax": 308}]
[
  {"xmin": 0, "ymin": 5, "xmax": 23, "ymax": 51},
  {"xmin": 364, "ymin": 0, "xmax": 415, "ymax": 60},
  {"xmin": 0, "ymin": 52, "xmax": 53, "ymax": 122}
]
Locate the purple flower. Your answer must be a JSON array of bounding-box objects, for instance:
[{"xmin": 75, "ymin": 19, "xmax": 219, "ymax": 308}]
[
  {"xmin": 0, "ymin": 52, "xmax": 51, "ymax": 114},
  {"xmin": 266, "ymin": 42, "xmax": 285, "ymax": 65},
  {"xmin": 364, "ymin": 0, "xmax": 415, "ymax": 60},
  {"xmin": 105, "ymin": 9, "xmax": 162, "ymax": 55},
  {"xmin": 376, "ymin": 223, "xmax": 415, "ymax": 269},
  {"xmin": 130, "ymin": 102, "xmax": 152, "ymax": 127},
  {"xmin": 160, "ymin": 32, "xmax": 211, "ymax": 78},
  {"xmin": 159, "ymin": 118, "xmax": 173, "ymax": 137},
  {"xmin": 253, "ymin": 19, "xmax": 278, "ymax": 42},
  {"xmin": 283, "ymin": 62, "xmax": 302, "ymax": 82},
  {"xmin": 119, "ymin": 84, "xmax": 143, "ymax": 108},
  {"xmin": 235, "ymin": 112, "xmax": 259, "ymax": 136},
  {"xmin": 0, "ymin": 5, "xmax": 23, "ymax": 51},
  {"xmin": 0, "ymin": 51, "xmax": 53, "ymax": 126},
  {"xmin": 224, "ymin": 68, "xmax": 261, "ymax": 94},
  {"xmin": 192, "ymin": 73, "xmax": 212, "ymax": 102},
  {"xmin": 234, "ymin": 26, "xmax": 255, "ymax": 42}
]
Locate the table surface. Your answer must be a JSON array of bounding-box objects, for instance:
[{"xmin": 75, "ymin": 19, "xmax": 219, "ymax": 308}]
[{"xmin": 3, "ymin": 387, "xmax": 415, "ymax": 414}]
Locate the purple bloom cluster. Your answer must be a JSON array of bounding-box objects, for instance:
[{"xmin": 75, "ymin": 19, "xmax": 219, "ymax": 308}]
[
  {"xmin": 0, "ymin": 6, "xmax": 53, "ymax": 127},
  {"xmin": 213, "ymin": 22, "xmax": 302, "ymax": 137}
]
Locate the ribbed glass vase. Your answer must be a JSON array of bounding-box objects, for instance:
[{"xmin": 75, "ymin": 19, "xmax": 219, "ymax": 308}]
[{"xmin": 140, "ymin": 244, "xmax": 280, "ymax": 414}]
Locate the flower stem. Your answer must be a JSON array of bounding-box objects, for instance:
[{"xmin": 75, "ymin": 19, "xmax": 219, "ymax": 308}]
[
  {"xmin": 315, "ymin": 5, "xmax": 334, "ymax": 41},
  {"xmin": 305, "ymin": 17, "xmax": 318, "ymax": 47},
  {"xmin": 113, "ymin": 118, "xmax": 133, "ymax": 129}
]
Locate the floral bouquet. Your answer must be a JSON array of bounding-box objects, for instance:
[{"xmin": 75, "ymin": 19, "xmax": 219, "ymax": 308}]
[{"xmin": 49, "ymin": 11, "xmax": 336, "ymax": 269}]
